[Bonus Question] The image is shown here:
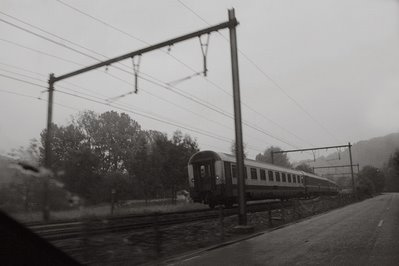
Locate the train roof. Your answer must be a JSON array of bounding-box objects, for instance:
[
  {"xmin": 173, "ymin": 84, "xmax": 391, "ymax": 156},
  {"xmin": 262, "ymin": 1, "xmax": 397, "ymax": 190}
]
[{"xmin": 189, "ymin": 150, "xmax": 337, "ymax": 184}]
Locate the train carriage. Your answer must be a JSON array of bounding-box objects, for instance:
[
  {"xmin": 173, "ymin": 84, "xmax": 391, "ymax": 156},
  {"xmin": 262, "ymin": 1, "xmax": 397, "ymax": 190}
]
[{"xmin": 188, "ymin": 150, "xmax": 339, "ymax": 208}]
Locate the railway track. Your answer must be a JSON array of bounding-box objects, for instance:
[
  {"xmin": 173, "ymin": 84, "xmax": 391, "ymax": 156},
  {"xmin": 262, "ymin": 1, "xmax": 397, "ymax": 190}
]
[{"xmin": 28, "ymin": 201, "xmax": 288, "ymax": 241}]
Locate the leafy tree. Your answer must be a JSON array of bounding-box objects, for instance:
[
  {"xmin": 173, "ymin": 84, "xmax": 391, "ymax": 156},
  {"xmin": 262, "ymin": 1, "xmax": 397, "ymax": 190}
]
[
  {"xmin": 75, "ymin": 111, "xmax": 143, "ymax": 174},
  {"xmin": 358, "ymin": 166, "xmax": 385, "ymax": 193},
  {"xmin": 155, "ymin": 131, "xmax": 199, "ymax": 202},
  {"xmin": 384, "ymin": 150, "xmax": 399, "ymax": 192},
  {"xmin": 40, "ymin": 123, "xmax": 102, "ymax": 202},
  {"xmin": 256, "ymin": 146, "xmax": 292, "ymax": 168},
  {"xmin": 295, "ymin": 163, "xmax": 314, "ymax": 174},
  {"xmin": 38, "ymin": 110, "xmax": 200, "ymax": 205},
  {"xmin": 356, "ymin": 174, "xmax": 375, "ymax": 197}
]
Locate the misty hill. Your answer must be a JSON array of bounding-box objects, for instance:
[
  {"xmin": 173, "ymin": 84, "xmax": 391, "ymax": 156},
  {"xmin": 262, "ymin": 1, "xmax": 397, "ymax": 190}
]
[{"xmin": 298, "ymin": 132, "xmax": 399, "ymax": 171}]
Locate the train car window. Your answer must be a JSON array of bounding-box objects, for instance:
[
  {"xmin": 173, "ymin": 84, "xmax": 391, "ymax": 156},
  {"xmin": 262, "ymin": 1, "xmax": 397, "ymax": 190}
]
[
  {"xmin": 231, "ymin": 164, "xmax": 237, "ymax": 179},
  {"xmin": 275, "ymin": 172, "xmax": 281, "ymax": 182},
  {"xmin": 288, "ymin": 174, "xmax": 292, "ymax": 183},
  {"xmin": 282, "ymin": 173, "xmax": 286, "ymax": 182},
  {"xmin": 268, "ymin": 170, "xmax": 274, "ymax": 181},
  {"xmin": 260, "ymin": 169, "xmax": 266, "ymax": 180},
  {"xmin": 200, "ymin": 165, "xmax": 210, "ymax": 178},
  {"xmin": 293, "ymin": 175, "xmax": 297, "ymax": 183},
  {"xmin": 250, "ymin": 168, "xmax": 257, "ymax": 180}
]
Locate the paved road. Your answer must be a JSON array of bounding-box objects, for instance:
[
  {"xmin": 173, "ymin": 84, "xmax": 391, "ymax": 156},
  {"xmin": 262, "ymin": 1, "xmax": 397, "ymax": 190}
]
[{"xmin": 175, "ymin": 193, "xmax": 399, "ymax": 266}]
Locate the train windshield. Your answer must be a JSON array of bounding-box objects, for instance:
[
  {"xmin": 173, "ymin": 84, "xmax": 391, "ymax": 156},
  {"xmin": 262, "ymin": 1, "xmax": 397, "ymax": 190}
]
[{"xmin": 193, "ymin": 160, "xmax": 215, "ymax": 192}]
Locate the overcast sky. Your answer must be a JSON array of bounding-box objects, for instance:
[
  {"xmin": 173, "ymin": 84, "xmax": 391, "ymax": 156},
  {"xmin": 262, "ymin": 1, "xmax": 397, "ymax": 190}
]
[{"xmin": 1, "ymin": 0, "xmax": 398, "ymax": 161}]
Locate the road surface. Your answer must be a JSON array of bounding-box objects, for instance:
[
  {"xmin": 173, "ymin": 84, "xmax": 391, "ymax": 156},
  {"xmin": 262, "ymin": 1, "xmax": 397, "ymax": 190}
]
[{"xmin": 174, "ymin": 193, "xmax": 399, "ymax": 266}]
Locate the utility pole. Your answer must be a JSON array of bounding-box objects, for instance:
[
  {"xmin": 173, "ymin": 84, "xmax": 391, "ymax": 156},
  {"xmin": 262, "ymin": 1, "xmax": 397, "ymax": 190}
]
[
  {"xmin": 43, "ymin": 73, "xmax": 55, "ymax": 221},
  {"xmin": 273, "ymin": 144, "xmax": 357, "ymax": 194},
  {"xmin": 228, "ymin": 9, "xmax": 247, "ymax": 225},
  {"xmin": 42, "ymin": 12, "xmax": 241, "ymax": 223},
  {"xmin": 348, "ymin": 142, "xmax": 356, "ymax": 195}
]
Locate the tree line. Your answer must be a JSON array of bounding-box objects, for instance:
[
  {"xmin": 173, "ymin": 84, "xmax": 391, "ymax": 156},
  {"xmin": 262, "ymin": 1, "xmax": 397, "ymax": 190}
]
[
  {"xmin": 4, "ymin": 113, "xmax": 399, "ymax": 213},
  {"xmin": 5, "ymin": 111, "xmax": 199, "ymax": 210}
]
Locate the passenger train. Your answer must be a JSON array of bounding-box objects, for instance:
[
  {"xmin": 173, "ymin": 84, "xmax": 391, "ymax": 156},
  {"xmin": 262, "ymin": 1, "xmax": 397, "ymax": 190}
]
[{"xmin": 188, "ymin": 150, "xmax": 340, "ymax": 208}]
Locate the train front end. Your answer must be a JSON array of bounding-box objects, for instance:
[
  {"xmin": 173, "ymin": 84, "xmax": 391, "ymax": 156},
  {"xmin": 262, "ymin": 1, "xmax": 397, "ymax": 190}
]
[{"xmin": 188, "ymin": 151, "xmax": 225, "ymax": 208}]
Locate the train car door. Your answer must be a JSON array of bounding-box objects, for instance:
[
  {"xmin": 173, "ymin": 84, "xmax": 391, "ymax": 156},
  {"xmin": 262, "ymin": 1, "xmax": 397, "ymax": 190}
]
[{"xmin": 193, "ymin": 160, "xmax": 215, "ymax": 193}]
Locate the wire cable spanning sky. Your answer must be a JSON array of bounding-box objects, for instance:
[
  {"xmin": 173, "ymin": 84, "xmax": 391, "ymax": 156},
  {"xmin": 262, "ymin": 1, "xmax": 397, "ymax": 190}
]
[
  {"xmin": 0, "ymin": 6, "xmax": 311, "ymax": 151},
  {"xmin": 1, "ymin": 0, "xmax": 398, "ymax": 162}
]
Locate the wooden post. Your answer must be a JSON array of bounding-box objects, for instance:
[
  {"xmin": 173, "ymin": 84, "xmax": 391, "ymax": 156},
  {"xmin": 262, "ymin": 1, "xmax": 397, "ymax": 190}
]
[{"xmin": 42, "ymin": 73, "xmax": 55, "ymax": 221}]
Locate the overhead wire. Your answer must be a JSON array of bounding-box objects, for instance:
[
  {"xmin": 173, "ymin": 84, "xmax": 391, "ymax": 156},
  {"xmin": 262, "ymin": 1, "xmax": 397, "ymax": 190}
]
[
  {"xmin": 0, "ymin": 10, "xmax": 298, "ymax": 151},
  {"xmin": 0, "ymin": 17, "xmax": 100, "ymax": 62},
  {"xmin": 203, "ymin": 77, "xmax": 315, "ymax": 147},
  {"xmin": 0, "ymin": 59, "xmax": 237, "ymax": 136},
  {"xmin": 0, "ymin": 13, "xmax": 279, "ymax": 148},
  {"xmin": 56, "ymin": 90, "xmax": 264, "ymax": 152},
  {"xmin": 176, "ymin": 0, "xmax": 342, "ymax": 144},
  {"xmin": 0, "ymin": 73, "xmax": 47, "ymax": 89},
  {"xmin": 0, "ymin": 64, "xmax": 267, "ymax": 152},
  {"xmin": 0, "ymin": 70, "xmax": 268, "ymax": 153},
  {"xmin": 0, "ymin": 88, "xmax": 80, "ymax": 111},
  {"xmin": 54, "ymin": 0, "xmax": 199, "ymax": 73},
  {"xmin": 0, "ymin": 38, "xmax": 86, "ymax": 66},
  {"xmin": 49, "ymin": 1, "xmax": 310, "ymax": 149}
]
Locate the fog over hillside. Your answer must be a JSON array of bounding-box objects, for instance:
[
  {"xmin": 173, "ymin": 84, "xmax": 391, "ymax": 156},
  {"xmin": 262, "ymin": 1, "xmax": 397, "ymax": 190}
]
[{"xmin": 297, "ymin": 132, "xmax": 399, "ymax": 172}]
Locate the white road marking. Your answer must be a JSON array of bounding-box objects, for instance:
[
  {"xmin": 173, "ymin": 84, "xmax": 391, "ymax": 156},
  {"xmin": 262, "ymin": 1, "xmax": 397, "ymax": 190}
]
[
  {"xmin": 378, "ymin": 220, "xmax": 384, "ymax": 227},
  {"xmin": 183, "ymin": 255, "xmax": 200, "ymax": 262}
]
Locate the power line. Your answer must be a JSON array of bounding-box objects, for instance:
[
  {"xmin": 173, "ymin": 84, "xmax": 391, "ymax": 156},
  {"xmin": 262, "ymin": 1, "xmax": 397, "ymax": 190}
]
[
  {"xmin": 52, "ymin": 0, "xmax": 305, "ymax": 146},
  {"xmin": 1, "ymin": 4, "xmax": 328, "ymax": 151},
  {"xmin": 0, "ymin": 60, "xmax": 235, "ymax": 136},
  {"xmin": 176, "ymin": 0, "xmax": 211, "ymax": 26},
  {"xmin": 0, "ymin": 73, "xmax": 46, "ymax": 89},
  {"xmin": 57, "ymin": 89, "xmax": 233, "ymax": 145},
  {"xmin": 1, "ymin": 70, "xmax": 265, "ymax": 154},
  {"xmin": 0, "ymin": 10, "xmax": 124, "ymax": 68},
  {"xmin": 204, "ymin": 76, "xmax": 315, "ymax": 147},
  {"xmin": 0, "ymin": 61, "xmax": 47, "ymax": 78},
  {"xmin": 0, "ymin": 14, "xmax": 225, "ymax": 118},
  {"xmin": 0, "ymin": 88, "xmax": 79, "ymax": 111},
  {"xmin": 237, "ymin": 51, "xmax": 342, "ymax": 144},
  {"xmin": 0, "ymin": 72, "xmax": 237, "ymax": 148},
  {"xmin": 0, "ymin": 17, "xmax": 100, "ymax": 62},
  {"xmin": 137, "ymin": 73, "xmax": 300, "ymax": 148},
  {"xmin": 0, "ymin": 38, "xmax": 85, "ymax": 66},
  {"xmin": 0, "ymin": 67, "xmax": 46, "ymax": 84},
  {"xmin": 0, "ymin": 61, "xmax": 272, "ymax": 152},
  {"xmin": 78, "ymin": 0, "xmax": 313, "ymax": 148},
  {"xmin": 176, "ymin": 0, "xmax": 342, "ymax": 144},
  {"xmin": 54, "ymin": 0, "xmax": 199, "ymax": 73},
  {"xmin": 0, "ymin": 12, "xmax": 298, "ymax": 149},
  {"xmin": 0, "ymin": 42, "xmax": 235, "ymax": 137},
  {"xmin": 54, "ymin": 0, "xmax": 148, "ymax": 45}
]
